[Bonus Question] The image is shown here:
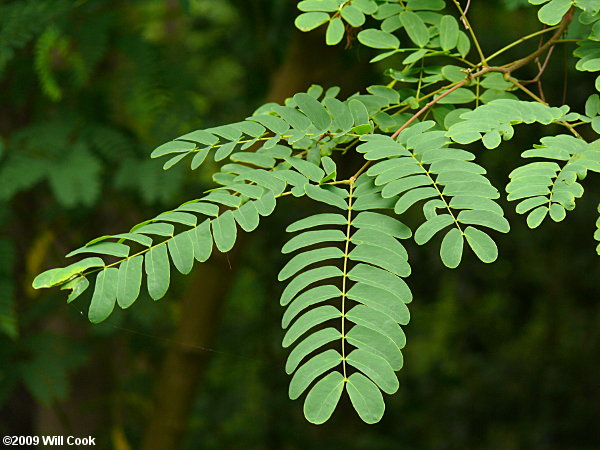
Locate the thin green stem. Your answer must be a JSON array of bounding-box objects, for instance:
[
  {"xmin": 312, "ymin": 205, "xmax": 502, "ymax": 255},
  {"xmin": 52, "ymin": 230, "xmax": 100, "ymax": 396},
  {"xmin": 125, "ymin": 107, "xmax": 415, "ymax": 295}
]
[
  {"xmin": 484, "ymin": 25, "xmax": 560, "ymax": 64},
  {"xmin": 411, "ymin": 156, "xmax": 463, "ymax": 234},
  {"xmin": 340, "ymin": 180, "xmax": 354, "ymax": 381}
]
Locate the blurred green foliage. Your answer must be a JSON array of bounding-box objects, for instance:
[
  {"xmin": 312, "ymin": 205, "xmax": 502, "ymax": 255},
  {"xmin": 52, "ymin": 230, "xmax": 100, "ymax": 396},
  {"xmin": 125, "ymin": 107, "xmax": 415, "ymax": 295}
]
[{"xmin": 0, "ymin": 0, "xmax": 598, "ymax": 448}]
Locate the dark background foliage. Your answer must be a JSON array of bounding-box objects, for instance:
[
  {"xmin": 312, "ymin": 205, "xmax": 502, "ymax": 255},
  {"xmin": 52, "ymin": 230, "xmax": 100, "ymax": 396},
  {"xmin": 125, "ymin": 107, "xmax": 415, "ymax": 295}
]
[{"xmin": 0, "ymin": 0, "xmax": 598, "ymax": 448}]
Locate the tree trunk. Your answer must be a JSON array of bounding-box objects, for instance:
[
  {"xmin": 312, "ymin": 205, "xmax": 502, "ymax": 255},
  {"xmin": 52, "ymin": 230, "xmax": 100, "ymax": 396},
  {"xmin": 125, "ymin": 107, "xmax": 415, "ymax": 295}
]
[{"xmin": 141, "ymin": 254, "xmax": 235, "ymax": 450}]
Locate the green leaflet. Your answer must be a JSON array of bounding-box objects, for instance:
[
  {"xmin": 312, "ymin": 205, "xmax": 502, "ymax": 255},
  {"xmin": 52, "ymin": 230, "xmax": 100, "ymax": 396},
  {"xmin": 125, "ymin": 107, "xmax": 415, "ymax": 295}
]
[
  {"xmin": 326, "ymin": 17, "xmax": 345, "ymax": 46},
  {"xmin": 414, "ymin": 214, "xmax": 454, "ymax": 245},
  {"xmin": 249, "ymin": 115, "xmax": 289, "ymax": 135},
  {"xmin": 116, "ymin": 255, "xmax": 143, "ymax": 309},
  {"xmin": 349, "ymin": 244, "xmax": 411, "ymax": 277},
  {"xmin": 286, "ymin": 328, "xmax": 341, "ymax": 374},
  {"xmin": 230, "ymin": 152, "xmax": 275, "ymax": 169},
  {"xmin": 145, "ymin": 243, "xmax": 170, "ymax": 300},
  {"xmin": 87, "ymin": 233, "xmax": 152, "ymax": 247},
  {"xmin": 191, "ymin": 148, "xmax": 210, "ymax": 169},
  {"xmin": 151, "ymin": 140, "xmax": 196, "ymax": 158},
  {"xmin": 346, "ymin": 373, "xmax": 385, "ymax": 424},
  {"xmin": 305, "ymin": 184, "xmax": 348, "ymax": 210},
  {"xmin": 177, "ymin": 201, "xmax": 219, "ymax": 217},
  {"xmin": 464, "ymin": 226, "xmax": 498, "ymax": 263},
  {"xmin": 286, "ymin": 214, "xmax": 348, "ymax": 232},
  {"xmin": 61, "ymin": 276, "xmax": 89, "ymax": 304},
  {"xmin": 395, "ymin": 187, "xmax": 439, "ymax": 214},
  {"xmin": 439, "ymin": 15, "xmax": 459, "ymax": 51},
  {"xmin": 350, "ymin": 228, "xmax": 408, "ymax": 261},
  {"xmin": 440, "ymin": 228, "xmax": 464, "ymax": 269},
  {"xmin": 191, "ymin": 219, "xmax": 213, "ymax": 262},
  {"xmin": 382, "ymin": 174, "xmax": 432, "ymax": 197},
  {"xmin": 294, "ymin": 93, "xmax": 332, "ymax": 130},
  {"xmin": 203, "ymin": 191, "xmax": 242, "ymax": 208},
  {"xmin": 272, "ymin": 105, "xmax": 312, "ymax": 131},
  {"xmin": 133, "ymin": 223, "xmax": 174, "ymax": 237},
  {"xmin": 357, "ymin": 29, "xmax": 400, "ymax": 49},
  {"xmin": 211, "ymin": 210, "xmax": 237, "ymax": 253},
  {"xmin": 66, "ymin": 242, "xmax": 129, "ymax": 258},
  {"xmin": 282, "ymin": 285, "xmax": 341, "ymax": 328},
  {"xmin": 399, "ymin": 11, "xmax": 429, "ymax": 47},
  {"xmin": 167, "ymin": 230, "xmax": 195, "ymax": 275},
  {"xmin": 346, "ymin": 304, "xmax": 406, "ymax": 350},
  {"xmin": 374, "ymin": 164, "xmax": 424, "ymax": 186},
  {"xmin": 282, "ymin": 305, "xmax": 341, "ymax": 347},
  {"xmin": 348, "ymin": 264, "xmax": 412, "ymax": 303},
  {"xmin": 346, "ymin": 283, "xmax": 410, "ymax": 324},
  {"xmin": 341, "ymin": 5, "xmax": 365, "ymax": 27},
  {"xmin": 88, "ymin": 268, "xmax": 119, "ymax": 323},
  {"xmin": 527, "ymin": 206, "xmax": 549, "ymax": 228},
  {"xmin": 346, "ymin": 349, "xmax": 399, "ymax": 394},
  {"xmin": 295, "ymin": 12, "xmax": 330, "ymax": 32},
  {"xmin": 449, "ymin": 196, "xmax": 505, "ymax": 216},
  {"xmin": 288, "ymin": 349, "xmax": 342, "ymax": 399},
  {"xmin": 280, "ymin": 266, "xmax": 343, "ymax": 306},
  {"xmin": 537, "ymin": 0, "xmax": 573, "ymax": 25},
  {"xmin": 282, "ymin": 229, "xmax": 346, "ymax": 253},
  {"xmin": 352, "ymin": 211, "xmax": 412, "ymax": 238},
  {"xmin": 214, "ymin": 142, "xmax": 236, "ymax": 162},
  {"xmin": 407, "ymin": 0, "xmax": 445, "ymax": 10},
  {"xmin": 284, "ymin": 156, "xmax": 325, "ymax": 181},
  {"xmin": 457, "ymin": 210, "xmax": 510, "ymax": 233},
  {"xmin": 33, "ymin": 257, "xmax": 105, "ymax": 289},
  {"xmin": 278, "ymin": 247, "xmax": 344, "ymax": 281},
  {"xmin": 349, "ymin": 99, "xmax": 370, "ymax": 126},
  {"xmin": 235, "ymin": 170, "xmax": 286, "ymax": 196},
  {"xmin": 346, "ymin": 326, "xmax": 404, "ymax": 371},
  {"xmin": 254, "ymin": 191, "xmax": 277, "ymax": 216},
  {"xmin": 324, "ymin": 98, "xmax": 354, "ymax": 132},
  {"xmin": 233, "ymin": 201, "xmax": 260, "ymax": 232},
  {"xmin": 303, "ymin": 371, "xmax": 345, "ymax": 424}
]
